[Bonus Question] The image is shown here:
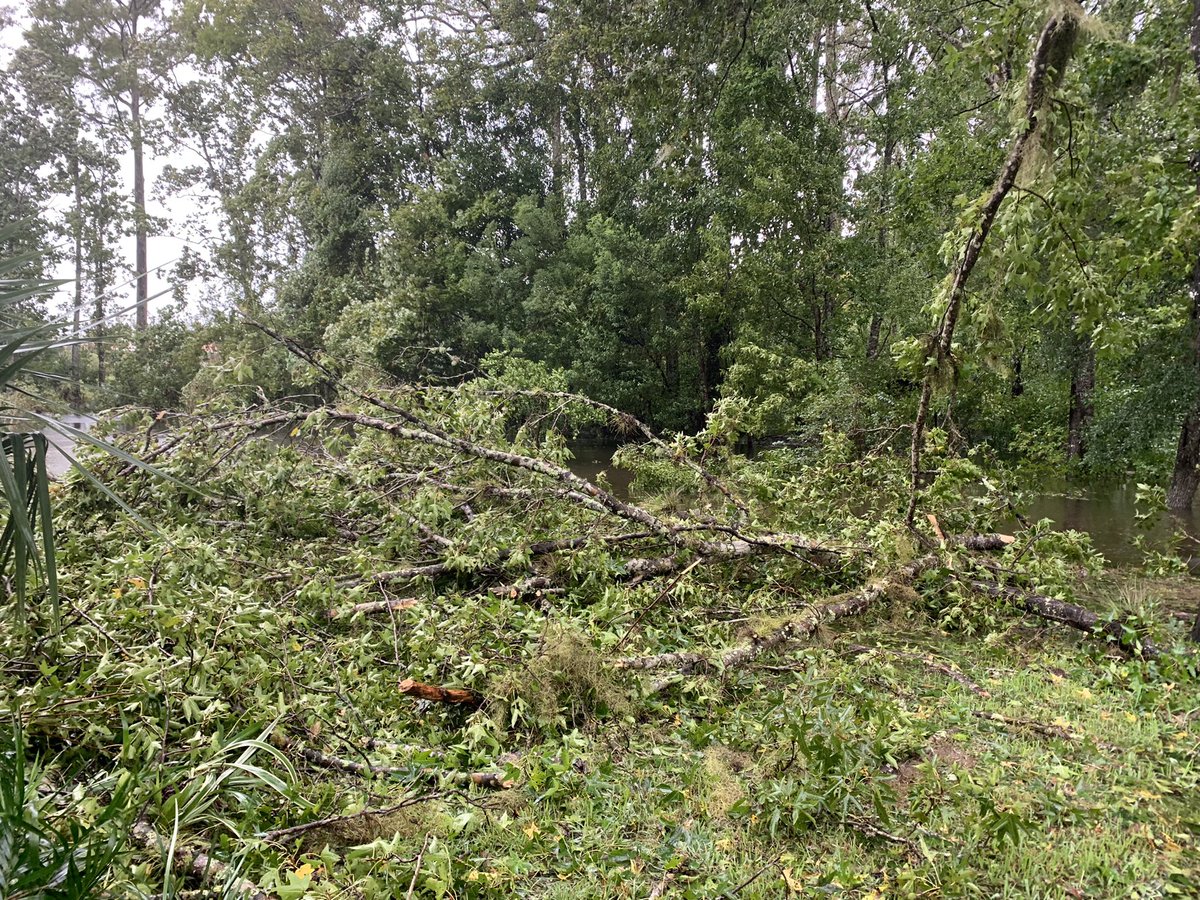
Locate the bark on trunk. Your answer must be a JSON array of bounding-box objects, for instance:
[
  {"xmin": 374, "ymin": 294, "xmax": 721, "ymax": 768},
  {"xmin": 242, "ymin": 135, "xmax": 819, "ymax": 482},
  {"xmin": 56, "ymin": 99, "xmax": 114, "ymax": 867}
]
[
  {"xmin": 867, "ymin": 313, "xmax": 883, "ymax": 359},
  {"xmin": 131, "ymin": 31, "xmax": 149, "ymax": 331},
  {"xmin": 1165, "ymin": 0, "xmax": 1200, "ymax": 510},
  {"xmin": 1066, "ymin": 330, "xmax": 1095, "ymax": 463},
  {"xmin": 1011, "ymin": 347, "xmax": 1024, "ymax": 397},
  {"xmin": 70, "ymin": 153, "xmax": 83, "ymax": 407},
  {"xmin": 968, "ymin": 579, "xmax": 1158, "ymax": 659},
  {"xmin": 133, "ymin": 822, "xmax": 273, "ymax": 900},
  {"xmin": 92, "ymin": 220, "xmax": 106, "ymax": 386}
]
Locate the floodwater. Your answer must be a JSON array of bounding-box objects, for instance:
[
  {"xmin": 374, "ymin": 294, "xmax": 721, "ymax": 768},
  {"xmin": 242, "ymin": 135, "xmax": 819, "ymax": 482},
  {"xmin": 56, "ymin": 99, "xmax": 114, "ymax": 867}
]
[
  {"xmin": 565, "ymin": 442, "xmax": 1200, "ymax": 570},
  {"xmin": 567, "ymin": 442, "xmax": 634, "ymax": 498},
  {"xmin": 1008, "ymin": 481, "xmax": 1200, "ymax": 569}
]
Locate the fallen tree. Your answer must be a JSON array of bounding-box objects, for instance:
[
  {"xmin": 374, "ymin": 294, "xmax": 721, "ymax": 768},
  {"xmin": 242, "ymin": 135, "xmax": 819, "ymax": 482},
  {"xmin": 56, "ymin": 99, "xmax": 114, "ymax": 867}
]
[
  {"xmin": 614, "ymin": 557, "xmax": 937, "ymax": 692},
  {"xmin": 966, "ymin": 578, "xmax": 1160, "ymax": 659}
]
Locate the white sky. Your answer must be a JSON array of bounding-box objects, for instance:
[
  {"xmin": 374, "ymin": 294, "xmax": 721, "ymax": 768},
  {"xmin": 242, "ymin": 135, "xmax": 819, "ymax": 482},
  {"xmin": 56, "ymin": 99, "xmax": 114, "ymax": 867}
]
[{"xmin": 2, "ymin": 1, "xmax": 211, "ymax": 324}]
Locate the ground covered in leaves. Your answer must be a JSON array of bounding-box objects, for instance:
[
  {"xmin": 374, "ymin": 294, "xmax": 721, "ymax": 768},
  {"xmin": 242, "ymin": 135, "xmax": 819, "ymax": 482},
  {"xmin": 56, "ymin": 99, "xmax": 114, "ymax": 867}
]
[{"xmin": 3, "ymin": 379, "xmax": 1199, "ymax": 898}]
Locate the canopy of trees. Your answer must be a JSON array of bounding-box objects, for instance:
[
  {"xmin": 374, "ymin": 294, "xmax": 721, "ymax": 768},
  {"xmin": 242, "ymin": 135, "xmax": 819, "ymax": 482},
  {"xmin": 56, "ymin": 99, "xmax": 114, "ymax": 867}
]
[{"xmin": 1, "ymin": 0, "xmax": 1197, "ymax": 503}]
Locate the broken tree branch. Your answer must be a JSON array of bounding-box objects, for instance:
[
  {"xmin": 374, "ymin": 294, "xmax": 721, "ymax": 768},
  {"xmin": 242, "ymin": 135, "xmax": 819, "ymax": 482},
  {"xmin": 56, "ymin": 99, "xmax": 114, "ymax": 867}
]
[
  {"xmin": 398, "ymin": 678, "xmax": 483, "ymax": 706},
  {"xmin": 846, "ymin": 643, "xmax": 990, "ymax": 697},
  {"xmin": 260, "ymin": 792, "xmax": 447, "ymax": 843},
  {"xmin": 970, "ymin": 709, "xmax": 1116, "ymax": 750},
  {"xmin": 276, "ymin": 736, "xmax": 514, "ymax": 789},
  {"xmin": 614, "ymin": 557, "xmax": 936, "ymax": 684},
  {"xmin": 472, "ymin": 387, "xmax": 752, "ymax": 518},
  {"xmin": 967, "ymin": 578, "xmax": 1160, "ymax": 659},
  {"xmin": 325, "ymin": 598, "xmax": 418, "ymax": 620}
]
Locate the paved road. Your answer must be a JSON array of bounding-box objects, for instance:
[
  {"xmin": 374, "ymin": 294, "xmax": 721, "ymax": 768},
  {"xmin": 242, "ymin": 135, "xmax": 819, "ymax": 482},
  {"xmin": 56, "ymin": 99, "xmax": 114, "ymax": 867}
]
[{"xmin": 37, "ymin": 415, "xmax": 98, "ymax": 478}]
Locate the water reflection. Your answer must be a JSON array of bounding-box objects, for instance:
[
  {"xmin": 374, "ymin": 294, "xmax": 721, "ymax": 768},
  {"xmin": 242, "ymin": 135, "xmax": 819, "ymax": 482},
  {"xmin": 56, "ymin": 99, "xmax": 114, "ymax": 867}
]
[
  {"xmin": 1009, "ymin": 480, "xmax": 1200, "ymax": 569},
  {"xmin": 567, "ymin": 442, "xmax": 633, "ymax": 498}
]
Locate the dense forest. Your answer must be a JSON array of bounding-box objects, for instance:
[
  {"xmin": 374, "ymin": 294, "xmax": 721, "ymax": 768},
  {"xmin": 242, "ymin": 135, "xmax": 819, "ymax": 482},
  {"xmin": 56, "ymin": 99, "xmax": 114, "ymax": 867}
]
[
  {"xmin": 2, "ymin": 0, "xmax": 1200, "ymax": 897},
  {"xmin": 2, "ymin": 0, "xmax": 1197, "ymax": 490}
]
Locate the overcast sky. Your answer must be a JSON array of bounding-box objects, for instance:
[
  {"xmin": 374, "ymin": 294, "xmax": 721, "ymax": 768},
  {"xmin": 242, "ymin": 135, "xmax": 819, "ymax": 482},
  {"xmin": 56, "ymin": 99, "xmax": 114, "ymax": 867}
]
[{"xmin": 3, "ymin": 1, "xmax": 211, "ymax": 324}]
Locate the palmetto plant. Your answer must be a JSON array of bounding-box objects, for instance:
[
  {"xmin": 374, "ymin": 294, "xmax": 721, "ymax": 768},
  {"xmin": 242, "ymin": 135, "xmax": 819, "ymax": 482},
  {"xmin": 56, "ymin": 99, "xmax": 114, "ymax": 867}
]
[
  {"xmin": 0, "ymin": 723, "xmax": 130, "ymax": 899},
  {"xmin": 0, "ymin": 237, "xmax": 70, "ymax": 636},
  {"xmin": 0, "ymin": 232, "xmax": 186, "ymax": 638}
]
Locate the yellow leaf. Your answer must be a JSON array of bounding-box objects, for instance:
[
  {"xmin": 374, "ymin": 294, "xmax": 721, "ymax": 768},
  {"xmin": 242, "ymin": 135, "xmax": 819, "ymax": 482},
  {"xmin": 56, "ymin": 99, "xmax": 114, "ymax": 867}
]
[
  {"xmin": 290, "ymin": 427, "xmax": 301, "ymax": 438},
  {"xmin": 783, "ymin": 867, "xmax": 804, "ymax": 893},
  {"xmin": 291, "ymin": 640, "xmax": 302, "ymax": 652},
  {"xmin": 522, "ymin": 821, "xmax": 541, "ymax": 839},
  {"xmin": 1124, "ymin": 712, "xmax": 1137, "ymax": 723},
  {"xmin": 294, "ymin": 863, "xmax": 314, "ymax": 879},
  {"xmin": 112, "ymin": 588, "xmax": 123, "ymax": 599},
  {"xmin": 715, "ymin": 838, "xmax": 733, "ymax": 851},
  {"xmin": 127, "ymin": 576, "xmax": 147, "ymax": 590},
  {"xmin": 1077, "ymin": 688, "xmax": 1092, "ymax": 700}
]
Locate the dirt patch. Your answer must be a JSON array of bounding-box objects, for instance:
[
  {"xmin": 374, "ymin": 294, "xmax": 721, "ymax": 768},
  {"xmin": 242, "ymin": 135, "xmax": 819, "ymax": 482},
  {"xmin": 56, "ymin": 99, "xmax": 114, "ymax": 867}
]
[{"xmin": 892, "ymin": 736, "xmax": 978, "ymax": 801}]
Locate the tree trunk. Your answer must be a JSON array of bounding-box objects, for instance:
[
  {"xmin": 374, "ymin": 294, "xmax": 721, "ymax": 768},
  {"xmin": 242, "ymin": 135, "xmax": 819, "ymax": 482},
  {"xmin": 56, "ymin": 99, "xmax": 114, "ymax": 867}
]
[
  {"xmin": 867, "ymin": 313, "xmax": 883, "ymax": 359},
  {"xmin": 70, "ymin": 153, "xmax": 83, "ymax": 408},
  {"xmin": 550, "ymin": 89, "xmax": 564, "ymax": 199},
  {"xmin": 92, "ymin": 216, "xmax": 107, "ymax": 386},
  {"xmin": 1066, "ymin": 330, "xmax": 1094, "ymax": 463},
  {"xmin": 1165, "ymin": 0, "xmax": 1200, "ymax": 510},
  {"xmin": 817, "ymin": 21, "xmax": 841, "ymax": 363},
  {"xmin": 906, "ymin": 10, "xmax": 1080, "ymax": 526},
  {"xmin": 1011, "ymin": 347, "xmax": 1024, "ymax": 397},
  {"xmin": 131, "ymin": 29, "xmax": 149, "ymax": 331}
]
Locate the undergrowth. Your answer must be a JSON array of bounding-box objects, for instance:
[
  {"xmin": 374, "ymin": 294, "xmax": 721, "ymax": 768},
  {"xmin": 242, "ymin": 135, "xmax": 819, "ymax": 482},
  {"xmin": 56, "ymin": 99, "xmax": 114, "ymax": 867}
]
[{"xmin": 0, "ymin": 384, "xmax": 1197, "ymax": 898}]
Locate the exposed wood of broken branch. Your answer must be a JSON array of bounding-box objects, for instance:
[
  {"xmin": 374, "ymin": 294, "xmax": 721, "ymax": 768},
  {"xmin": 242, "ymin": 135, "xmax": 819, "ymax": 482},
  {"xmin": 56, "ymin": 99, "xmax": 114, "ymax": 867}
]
[{"xmin": 398, "ymin": 678, "xmax": 482, "ymax": 706}]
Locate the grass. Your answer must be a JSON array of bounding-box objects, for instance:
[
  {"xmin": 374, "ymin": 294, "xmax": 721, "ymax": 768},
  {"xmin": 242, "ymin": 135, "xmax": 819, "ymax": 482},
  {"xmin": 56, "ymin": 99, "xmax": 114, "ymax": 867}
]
[{"xmin": 1, "ymin": 418, "xmax": 1198, "ymax": 898}]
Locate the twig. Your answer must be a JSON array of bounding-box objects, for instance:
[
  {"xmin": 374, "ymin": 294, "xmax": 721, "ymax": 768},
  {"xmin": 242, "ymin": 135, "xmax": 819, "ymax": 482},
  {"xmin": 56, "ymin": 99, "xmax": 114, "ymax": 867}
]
[
  {"xmin": 406, "ymin": 833, "xmax": 430, "ymax": 900},
  {"xmin": 846, "ymin": 644, "xmax": 990, "ymax": 697},
  {"xmin": 260, "ymin": 792, "xmax": 445, "ymax": 842}
]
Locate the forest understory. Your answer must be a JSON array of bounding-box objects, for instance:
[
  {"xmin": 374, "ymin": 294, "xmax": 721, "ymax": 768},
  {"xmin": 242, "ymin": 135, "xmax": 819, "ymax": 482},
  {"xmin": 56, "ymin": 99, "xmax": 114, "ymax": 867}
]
[
  {"xmin": 4, "ymin": 0, "xmax": 1200, "ymax": 895},
  {"xmin": 3, "ymin": 373, "xmax": 1198, "ymax": 899}
]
